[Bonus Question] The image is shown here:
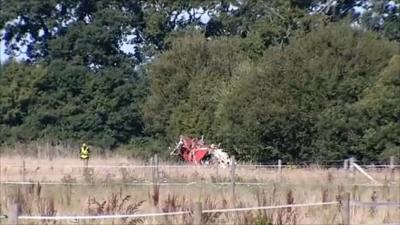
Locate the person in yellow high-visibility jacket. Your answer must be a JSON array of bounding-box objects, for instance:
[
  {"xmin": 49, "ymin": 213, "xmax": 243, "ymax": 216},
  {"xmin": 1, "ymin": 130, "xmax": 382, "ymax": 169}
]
[
  {"xmin": 80, "ymin": 143, "xmax": 90, "ymax": 171},
  {"xmin": 80, "ymin": 143, "xmax": 90, "ymax": 159}
]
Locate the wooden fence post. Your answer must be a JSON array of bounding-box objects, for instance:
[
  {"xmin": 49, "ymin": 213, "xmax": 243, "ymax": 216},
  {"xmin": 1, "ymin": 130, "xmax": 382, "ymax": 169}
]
[
  {"xmin": 193, "ymin": 202, "xmax": 202, "ymax": 225},
  {"xmin": 150, "ymin": 156, "xmax": 155, "ymax": 183},
  {"xmin": 82, "ymin": 159, "xmax": 89, "ymax": 180},
  {"xmin": 231, "ymin": 156, "xmax": 236, "ymax": 204},
  {"xmin": 149, "ymin": 157, "xmax": 153, "ymax": 182},
  {"xmin": 154, "ymin": 154, "xmax": 159, "ymax": 183},
  {"xmin": 151, "ymin": 155, "xmax": 159, "ymax": 207},
  {"xmin": 342, "ymin": 192, "xmax": 350, "ymax": 225},
  {"xmin": 215, "ymin": 162, "xmax": 219, "ymax": 183},
  {"xmin": 343, "ymin": 159, "xmax": 349, "ymax": 170},
  {"xmin": 8, "ymin": 203, "xmax": 19, "ymax": 225},
  {"xmin": 349, "ymin": 158, "xmax": 355, "ymax": 180},
  {"xmin": 21, "ymin": 160, "xmax": 26, "ymax": 182},
  {"xmin": 278, "ymin": 159, "xmax": 282, "ymax": 181},
  {"xmin": 390, "ymin": 156, "xmax": 395, "ymax": 183}
]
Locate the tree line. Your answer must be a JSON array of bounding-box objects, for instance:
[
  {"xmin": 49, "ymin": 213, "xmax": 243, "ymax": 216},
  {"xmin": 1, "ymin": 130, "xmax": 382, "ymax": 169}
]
[{"xmin": 1, "ymin": 0, "xmax": 399, "ymax": 162}]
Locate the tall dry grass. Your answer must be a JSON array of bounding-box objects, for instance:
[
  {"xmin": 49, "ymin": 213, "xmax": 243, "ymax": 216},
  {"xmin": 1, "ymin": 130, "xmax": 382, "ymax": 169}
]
[{"xmin": 0, "ymin": 145, "xmax": 399, "ymax": 225}]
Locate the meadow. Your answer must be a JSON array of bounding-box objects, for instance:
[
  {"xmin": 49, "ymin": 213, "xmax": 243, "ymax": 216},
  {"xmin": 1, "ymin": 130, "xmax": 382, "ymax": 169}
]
[{"xmin": 0, "ymin": 145, "xmax": 399, "ymax": 225}]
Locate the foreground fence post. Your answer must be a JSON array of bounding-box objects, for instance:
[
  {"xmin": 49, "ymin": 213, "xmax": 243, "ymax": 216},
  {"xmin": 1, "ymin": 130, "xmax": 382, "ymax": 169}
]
[
  {"xmin": 231, "ymin": 156, "xmax": 236, "ymax": 203},
  {"xmin": 193, "ymin": 202, "xmax": 202, "ymax": 225},
  {"xmin": 8, "ymin": 203, "xmax": 19, "ymax": 225},
  {"xmin": 342, "ymin": 192, "xmax": 350, "ymax": 225}
]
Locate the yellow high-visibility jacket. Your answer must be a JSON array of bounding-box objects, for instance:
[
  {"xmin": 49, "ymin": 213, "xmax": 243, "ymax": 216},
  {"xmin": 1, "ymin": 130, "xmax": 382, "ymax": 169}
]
[{"xmin": 80, "ymin": 145, "xmax": 90, "ymax": 159}]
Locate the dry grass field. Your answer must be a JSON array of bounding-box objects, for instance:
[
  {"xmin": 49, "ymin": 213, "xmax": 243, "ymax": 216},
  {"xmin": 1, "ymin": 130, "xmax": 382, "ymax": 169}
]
[{"xmin": 0, "ymin": 146, "xmax": 399, "ymax": 225}]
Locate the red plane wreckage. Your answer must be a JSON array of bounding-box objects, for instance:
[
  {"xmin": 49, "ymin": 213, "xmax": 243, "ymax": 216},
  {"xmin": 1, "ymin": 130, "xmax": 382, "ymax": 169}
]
[{"xmin": 170, "ymin": 135, "xmax": 232, "ymax": 167}]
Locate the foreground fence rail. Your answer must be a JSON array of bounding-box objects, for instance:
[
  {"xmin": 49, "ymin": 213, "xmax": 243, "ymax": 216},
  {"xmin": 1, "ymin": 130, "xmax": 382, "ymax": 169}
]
[
  {"xmin": 10, "ymin": 201, "xmax": 339, "ymax": 224},
  {"xmin": 17, "ymin": 211, "xmax": 190, "ymax": 220},
  {"xmin": 4, "ymin": 195, "xmax": 399, "ymax": 225}
]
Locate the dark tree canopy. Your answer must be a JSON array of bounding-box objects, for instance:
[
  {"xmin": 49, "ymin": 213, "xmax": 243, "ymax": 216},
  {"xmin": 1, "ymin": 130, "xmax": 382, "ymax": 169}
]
[{"xmin": 0, "ymin": 0, "xmax": 399, "ymax": 162}]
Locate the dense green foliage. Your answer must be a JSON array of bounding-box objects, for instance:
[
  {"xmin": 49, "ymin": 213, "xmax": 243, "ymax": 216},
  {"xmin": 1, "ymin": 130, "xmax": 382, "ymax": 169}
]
[
  {"xmin": 1, "ymin": 0, "xmax": 399, "ymax": 162},
  {"xmin": 0, "ymin": 61, "xmax": 145, "ymax": 148},
  {"xmin": 214, "ymin": 26, "xmax": 398, "ymax": 162}
]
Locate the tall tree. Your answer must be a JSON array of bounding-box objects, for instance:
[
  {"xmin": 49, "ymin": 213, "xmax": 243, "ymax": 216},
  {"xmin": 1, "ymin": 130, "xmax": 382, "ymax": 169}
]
[
  {"xmin": 352, "ymin": 55, "xmax": 400, "ymax": 160},
  {"xmin": 0, "ymin": 60, "xmax": 145, "ymax": 147},
  {"xmin": 143, "ymin": 32, "xmax": 251, "ymax": 141},
  {"xmin": 311, "ymin": 0, "xmax": 400, "ymax": 41},
  {"xmin": 214, "ymin": 24, "xmax": 397, "ymax": 162},
  {"xmin": 1, "ymin": 0, "xmax": 318, "ymax": 65},
  {"xmin": 1, "ymin": 0, "xmax": 144, "ymax": 66}
]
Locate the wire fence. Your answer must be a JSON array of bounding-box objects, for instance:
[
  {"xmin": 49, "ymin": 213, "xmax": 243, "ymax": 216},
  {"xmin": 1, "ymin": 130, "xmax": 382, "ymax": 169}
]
[
  {"xmin": 1, "ymin": 157, "xmax": 398, "ymax": 224},
  {"xmin": 1, "ymin": 155, "xmax": 398, "ymax": 168},
  {"xmin": 351, "ymin": 201, "xmax": 400, "ymax": 207},
  {"xmin": 3, "ymin": 163, "xmax": 400, "ymax": 168},
  {"xmin": 1, "ymin": 158, "xmax": 399, "ymax": 187},
  {"xmin": 3, "ymin": 163, "xmax": 400, "ymax": 173},
  {"xmin": 0, "ymin": 180, "xmax": 394, "ymax": 187}
]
